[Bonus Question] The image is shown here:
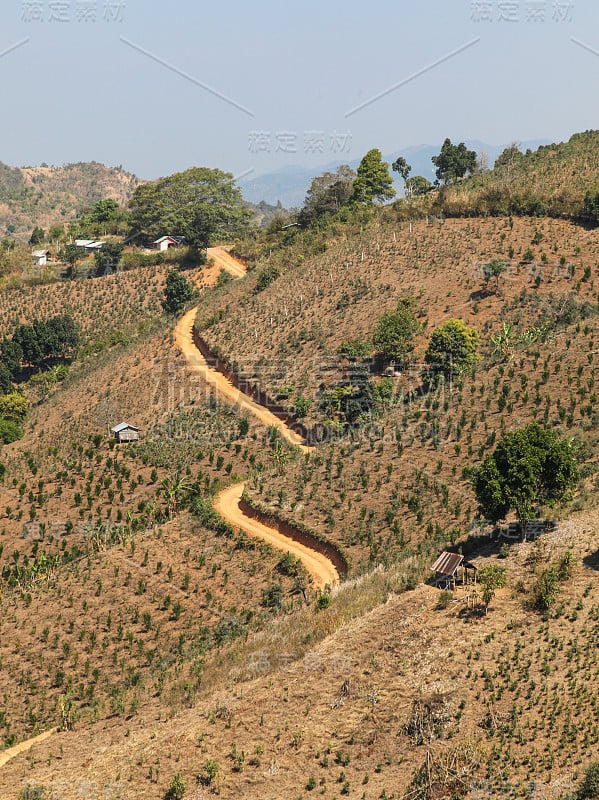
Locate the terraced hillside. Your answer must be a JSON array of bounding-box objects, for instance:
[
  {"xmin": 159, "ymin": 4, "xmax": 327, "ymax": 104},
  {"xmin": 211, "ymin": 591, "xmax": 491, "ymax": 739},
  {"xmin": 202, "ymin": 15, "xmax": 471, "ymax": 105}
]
[{"xmin": 3, "ymin": 139, "xmax": 599, "ymax": 798}]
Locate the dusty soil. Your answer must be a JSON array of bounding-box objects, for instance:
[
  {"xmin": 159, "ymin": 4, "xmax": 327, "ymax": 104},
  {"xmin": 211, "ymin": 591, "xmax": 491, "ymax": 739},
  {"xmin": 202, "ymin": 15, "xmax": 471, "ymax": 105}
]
[
  {"xmin": 0, "ymin": 728, "xmax": 56, "ymax": 768},
  {"xmin": 215, "ymin": 483, "xmax": 339, "ymax": 590},
  {"xmin": 206, "ymin": 246, "xmax": 246, "ymax": 278}
]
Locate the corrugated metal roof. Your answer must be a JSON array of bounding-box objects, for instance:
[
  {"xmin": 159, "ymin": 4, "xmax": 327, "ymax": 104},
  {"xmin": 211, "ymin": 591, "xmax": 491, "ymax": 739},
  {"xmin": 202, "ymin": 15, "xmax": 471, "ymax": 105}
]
[
  {"xmin": 431, "ymin": 551, "xmax": 464, "ymax": 576},
  {"xmin": 111, "ymin": 422, "xmax": 139, "ymax": 433},
  {"xmin": 32, "ymin": 250, "xmax": 49, "ymax": 257}
]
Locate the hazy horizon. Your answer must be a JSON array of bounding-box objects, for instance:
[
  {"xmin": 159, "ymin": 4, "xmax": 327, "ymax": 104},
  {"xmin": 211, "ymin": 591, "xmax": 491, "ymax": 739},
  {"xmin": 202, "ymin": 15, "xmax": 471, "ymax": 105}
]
[{"xmin": 1, "ymin": 0, "xmax": 597, "ymax": 181}]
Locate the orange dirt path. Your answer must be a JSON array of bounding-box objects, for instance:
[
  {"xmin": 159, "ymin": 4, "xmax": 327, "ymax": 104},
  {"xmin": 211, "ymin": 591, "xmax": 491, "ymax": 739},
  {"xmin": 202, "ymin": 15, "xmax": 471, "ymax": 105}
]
[
  {"xmin": 0, "ymin": 728, "xmax": 57, "ymax": 768},
  {"xmin": 215, "ymin": 483, "xmax": 339, "ymax": 590},
  {"xmin": 206, "ymin": 246, "xmax": 246, "ymax": 278},
  {"xmin": 174, "ymin": 249, "xmax": 309, "ymax": 450},
  {"xmin": 175, "ymin": 249, "xmax": 340, "ymax": 588}
]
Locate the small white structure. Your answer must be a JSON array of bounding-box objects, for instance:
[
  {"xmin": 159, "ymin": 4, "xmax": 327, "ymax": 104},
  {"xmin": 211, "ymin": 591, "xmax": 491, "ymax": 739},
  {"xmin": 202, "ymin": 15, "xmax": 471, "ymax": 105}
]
[
  {"xmin": 111, "ymin": 422, "xmax": 139, "ymax": 443},
  {"xmin": 32, "ymin": 249, "xmax": 50, "ymax": 266},
  {"xmin": 74, "ymin": 239, "xmax": 105, "ymax": 252},
  {"xmin": 154, "ymin": 235, "xmax": 180, "ymax": 252}
]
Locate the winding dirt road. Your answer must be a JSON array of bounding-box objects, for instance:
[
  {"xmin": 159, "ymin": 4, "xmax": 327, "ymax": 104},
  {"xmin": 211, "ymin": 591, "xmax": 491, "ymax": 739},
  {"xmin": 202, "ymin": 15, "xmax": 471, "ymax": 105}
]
[
  {"xmin": 175, "ymin": 249, "xmax": 308, "ymax": 450},
  {"xmin": 176, "ymin": 248, "xmax": 339, "ymax": 588},
  {"xmin": 0, "ymin": 728, "xmax": 56, "ymax": 768},
  {"xmin": 215, "ymin": 484, "xmax": 339, "ymax": 590}
]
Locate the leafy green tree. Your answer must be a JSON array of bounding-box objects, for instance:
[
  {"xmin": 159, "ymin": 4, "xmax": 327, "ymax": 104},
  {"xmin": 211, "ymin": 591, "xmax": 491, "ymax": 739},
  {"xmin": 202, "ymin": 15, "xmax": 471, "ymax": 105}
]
[
  {"xmin": 0, "ymin": 419, "xmax": 23, "ymax": 444},
  {"xmin": 478, "ymin": 565, "xmax": 507, "ymax": 613},
  {"xmin": 482, "ymin": 259, "xmax": 508, "ymax": 292},
  {"xmin": 0, "ymin": 363, "xmax": 12, "ymax": 395},
  {"xmin": 373, "ymin": 297, "xmax": 420, "ymax": 363},
  {"xmin": 294, "ymin": 395, "xmax": 312, "ymax": 419},
  {"xmin": 43, "ymin": 315, "xmax": 79, "ymax": 358},
  {"xmin": 405, "ymin": 175, "xmax": 432, "ymax": 197},
  {"xmin": 128, "ymin": 167, "xmax": 251, "ymax": 250},
  {"xmin": 1, "ymin": 338, "xmax": 22, "ymax": 379},
  {"xmin": 352, "ymin": 149, "xmax": 396, "ymax": 204},
  {"xmin": 216, "ymin": 268, "xmax": 234, "ymax": 288},
  {"xmin": 48, "ymin": 224, "xmax": 65, "ymax": 243},
  {"xmin": 299, "ymin": 165, "xmax": 356, "ymax": 226},
  {"xmin": 162, "ymin": 270, "xmax": 194, "ymax": 315},
  {"xmin": 59, "ymin": 243, "xmax": 85, "ymax": 276},
  {"xmin": 90, "ymin": 198, "xmax": 120, "ymax": 223},
  {"xmin": 431, "ymin": 138, "xmax": 476, "ymax": 184},
  {"xmin": 183, "ymin": 206, "xmax": 214, "ymax": 254},
  {"xmin": 321, "ymin": 367, "xmax": 377, "ymax": 427},
  {"xmin": 256, "ymin": 265, "xmax": 280, "ymax": 292},
  {"xmin": 12, "ymin": 324, "xmax": 43, "ymax": 367},
  {"xmin": 472, "ymin": 422, "xmax": 578, "ymax": 537},
  {"xmin": 494, "ymin": 142, "xmax": 524, "ymax": 174},
  {"xmin": 424, "ymin": 319, "xmax": 479, "ymax": 381},
  {"xmin": 13, "ymin": 315, "xmax": 79, "ymax": 368},
  {"xmin": 392, "ymin": 156, "xmax": 411, "ymax": 181},
  {"xmin": 262, "ymin": 584, "xmax": 284, "ymax": 609},
  {"xmin": 531, "ymin": 566, "xmax": 560, "ymax": 612},
  {"xmin": 583, "ymin": 191, "xmax": 599, "ymax": 224},
  {"xmin": 392, "ymin": 156, "xmax": 411, "ymax": 195},
  {"xmin": 29, "ymin": 227, "xmax": 45, "ymax": 246},
  {"xmin": 338, "ymin": 339, "xmax": 372, "ymax": 360},
  {"xmin": 94, "ymin": 242, "xmax": 124, "ymax": 276}
]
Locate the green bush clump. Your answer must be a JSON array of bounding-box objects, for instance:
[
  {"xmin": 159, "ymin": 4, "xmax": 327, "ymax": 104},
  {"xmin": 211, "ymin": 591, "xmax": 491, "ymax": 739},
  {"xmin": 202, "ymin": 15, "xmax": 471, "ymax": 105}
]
[
  {"xmin": 255, "ymin": 265, "xmax": 280, "ymax": 292},
  {"xmin": 316, "ymin": 592, "xmax": 331, "ymax": 610},
  {"xmin": 0, "ymin": 418, "xmax": 24, "ymax": 444},
  {"xmin": 165, "ymin": 772, "xmax": 185, "ymax": 799},
  {"xmin": 576, "ymin": 761, "xmax": 599, "ymax": 799}
]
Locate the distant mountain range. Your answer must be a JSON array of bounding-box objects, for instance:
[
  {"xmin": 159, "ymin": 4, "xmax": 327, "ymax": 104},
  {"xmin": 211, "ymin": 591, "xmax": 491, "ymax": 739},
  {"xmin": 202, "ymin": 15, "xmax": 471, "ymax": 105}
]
[{"xmin": 239, "ymin": 140, "xmax": 550, "ymax": 209}]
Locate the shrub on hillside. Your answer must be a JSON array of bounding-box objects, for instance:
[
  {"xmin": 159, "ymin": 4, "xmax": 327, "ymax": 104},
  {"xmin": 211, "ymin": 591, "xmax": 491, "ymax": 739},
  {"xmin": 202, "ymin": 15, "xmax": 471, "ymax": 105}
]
[
  {"xmin": 255, "ymin": 264, "xmax": 280, "ymax": 292},
  {"xmin": 0, "ymin": 418, "xmax": 24, "ymax": 444},
  {"xmin": 165, "ymin": 772, "xmax": 185, "ymax": 800},
  {"xmin": 162, "ymin": 270, "xmax": 194, "ymax": 315},
  {"xmin": 577, "ymin": 761, "xmax": 599, "ymax": 799},
  {"xmin": 373, "ymin": 297, "xmax": 420, "ymax": 364},
  {"xmin": 0, "ymin": 393, "xmax": 29, "ymax": 423},
  {"xmin": 0, "ymin": 363, "xmax": 12, "ymax": 395},
  {"xmin": 18, "ymin": 785, "xmax": 46, "ymax": 800},
  {"xmin": 338, "ymin": 339, "xmax": 372, "ymax": 361},
  {"xmin": 424, "ymin": 318, "xmax": 479, "ymax": 383}
]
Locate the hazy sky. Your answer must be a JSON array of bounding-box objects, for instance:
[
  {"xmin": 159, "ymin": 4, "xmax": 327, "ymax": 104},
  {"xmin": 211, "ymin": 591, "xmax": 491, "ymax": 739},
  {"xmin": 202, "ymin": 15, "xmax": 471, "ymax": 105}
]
[{"xmin": 1, "ymin": 0, "xmax": 597, "ymax": 179}]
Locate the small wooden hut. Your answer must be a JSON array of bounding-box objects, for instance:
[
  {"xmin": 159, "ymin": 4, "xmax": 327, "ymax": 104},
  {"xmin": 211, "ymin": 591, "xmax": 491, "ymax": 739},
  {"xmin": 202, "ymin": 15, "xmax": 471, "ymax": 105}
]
[{"xmin": 111, "ymin": 422, "xmax": 139, "ymax": 443}]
